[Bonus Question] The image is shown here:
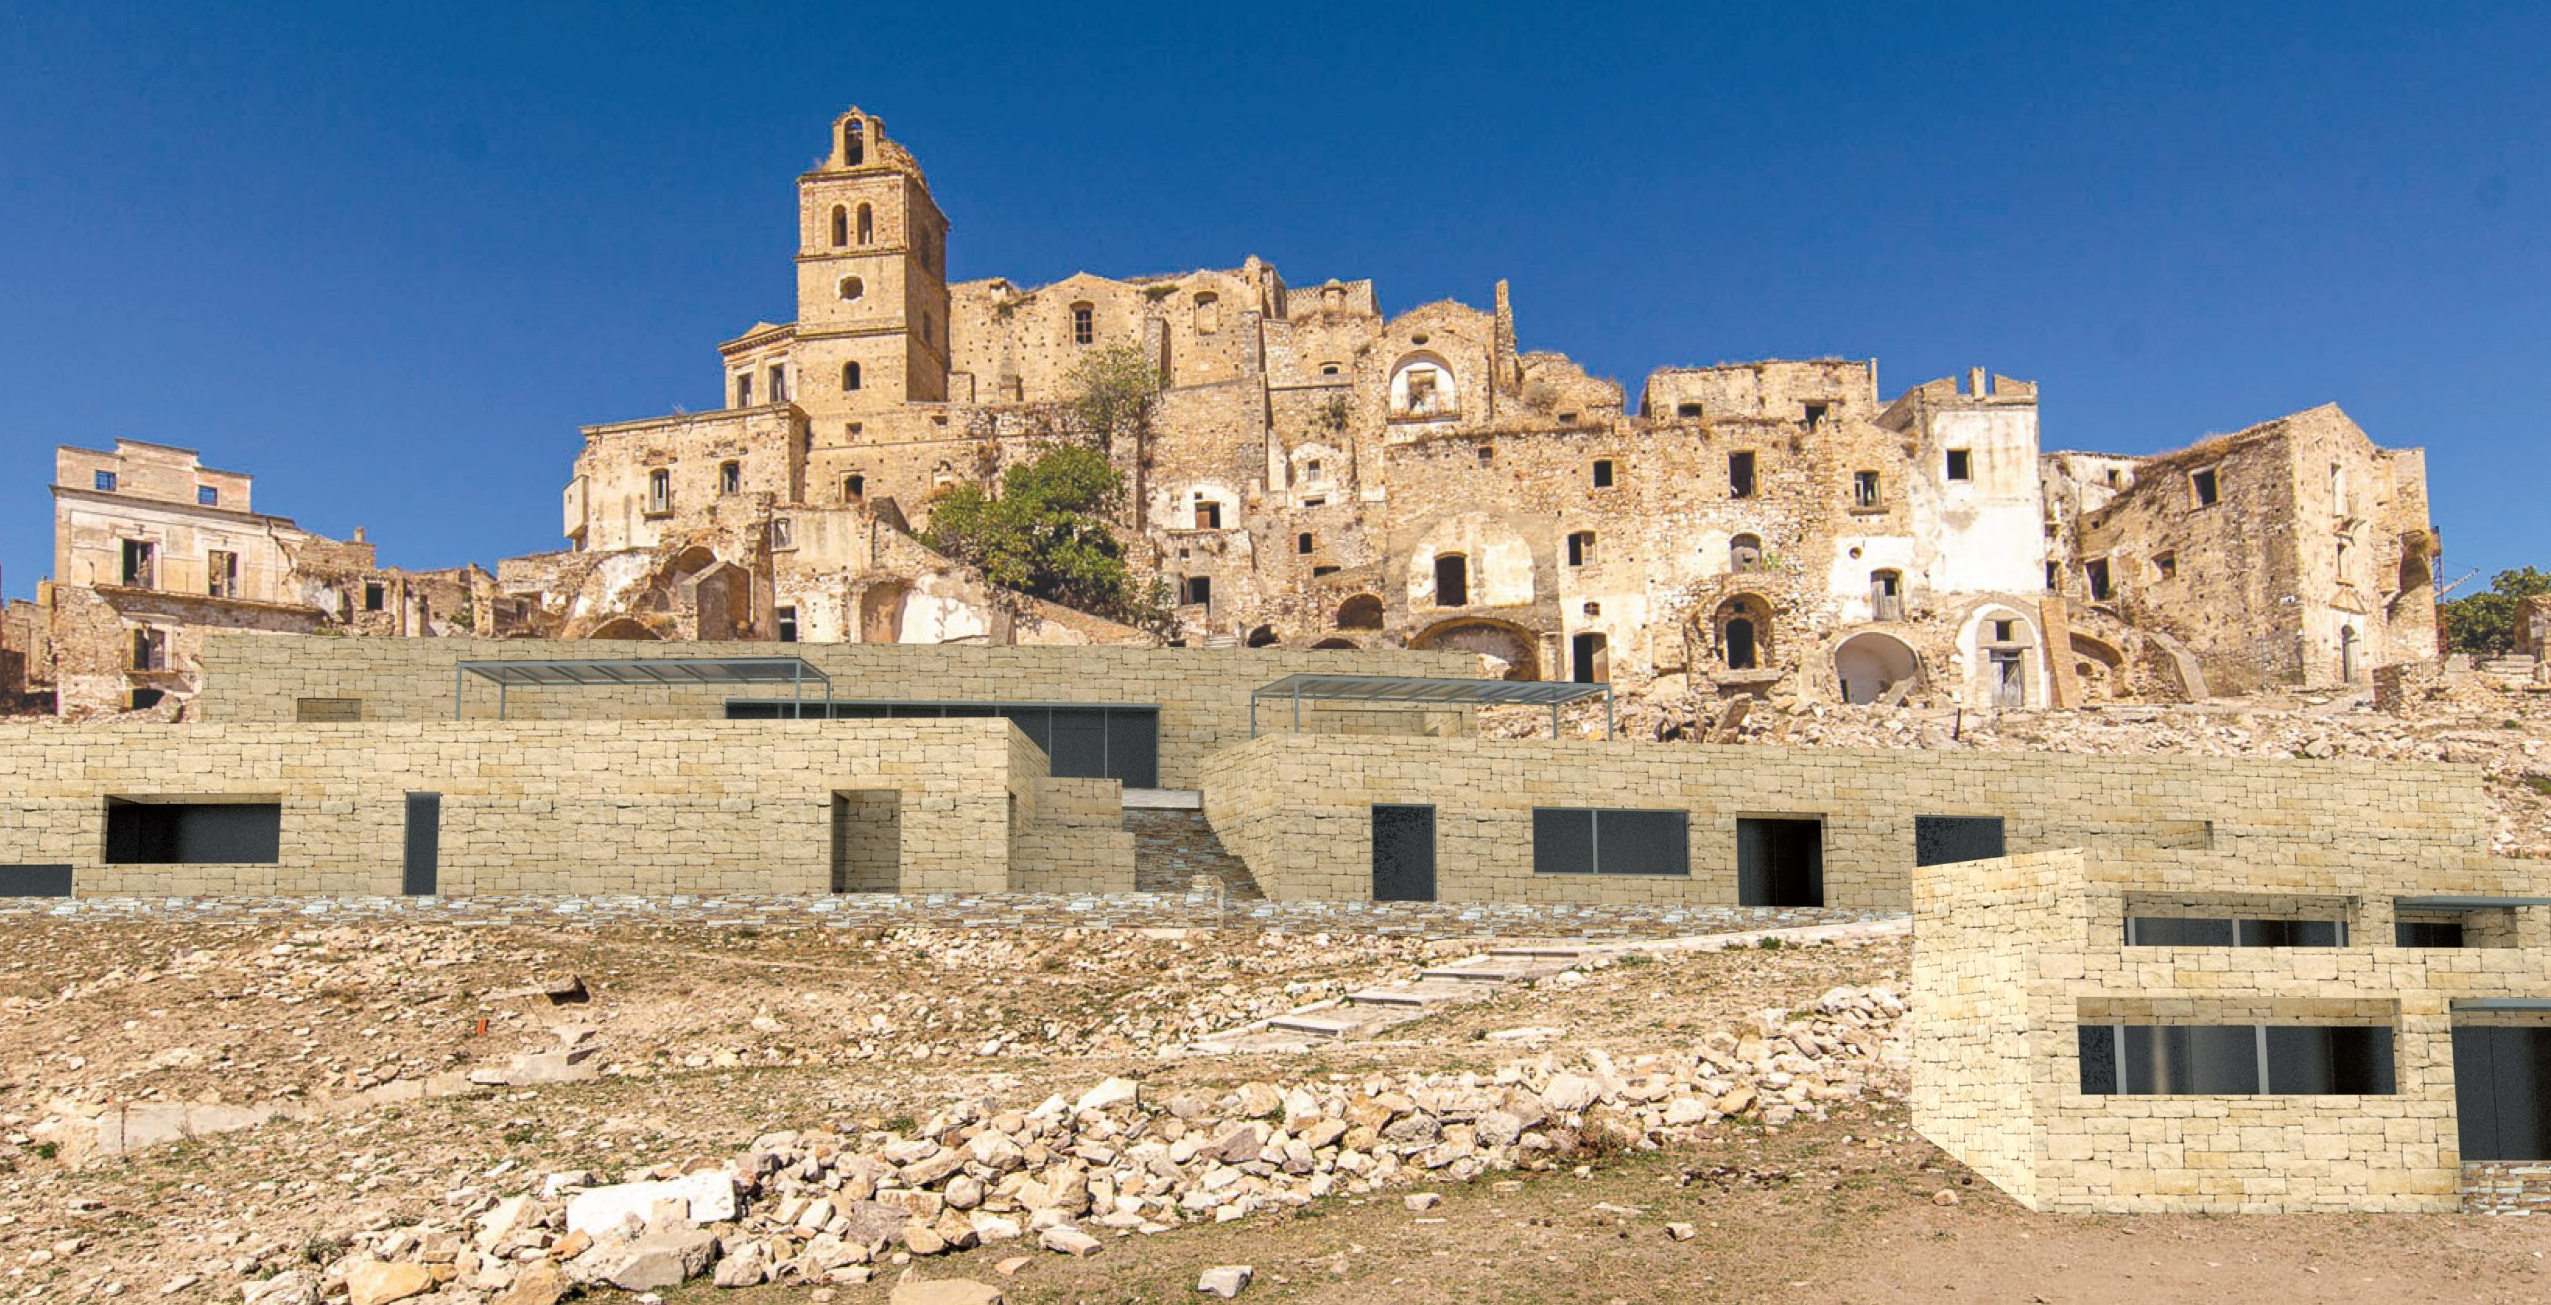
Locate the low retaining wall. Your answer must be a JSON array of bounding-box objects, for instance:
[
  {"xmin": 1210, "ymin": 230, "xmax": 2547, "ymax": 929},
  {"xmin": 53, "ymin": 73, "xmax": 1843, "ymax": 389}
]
[{"xmin": 2464, "ymin": 1161, "xmax": 2551, "ymax": 1215}]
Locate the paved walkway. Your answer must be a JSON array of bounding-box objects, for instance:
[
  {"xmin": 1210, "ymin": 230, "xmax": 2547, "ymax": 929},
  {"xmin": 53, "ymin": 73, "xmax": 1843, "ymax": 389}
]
[{"xmin": 0, "ymin": 883, "xmax": 1903, "ymax": 941}]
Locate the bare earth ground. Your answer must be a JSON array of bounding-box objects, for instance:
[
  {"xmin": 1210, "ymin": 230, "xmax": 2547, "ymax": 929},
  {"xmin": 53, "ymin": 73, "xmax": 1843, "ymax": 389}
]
[{"xmin": 5, "ymin": 921, "xmax": 2550, "ymax": 1304}]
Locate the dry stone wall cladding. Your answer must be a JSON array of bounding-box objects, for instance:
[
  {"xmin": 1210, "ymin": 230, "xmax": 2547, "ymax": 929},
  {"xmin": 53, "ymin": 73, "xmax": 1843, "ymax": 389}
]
[
  {"xmin": 191, "ymin": 635, "xmax": 1481, "ymax": 789},
  {"xmin": 1200, "ymin": 734, "xmax": 2490, "ymax": 909},
  {"xmin": 0, "ymin": 719, "xmax": 1028, "ymax": 898},
  {"xmin": 1913, "ymin": 847, "xmax": 2551, "ymax": 1214}
]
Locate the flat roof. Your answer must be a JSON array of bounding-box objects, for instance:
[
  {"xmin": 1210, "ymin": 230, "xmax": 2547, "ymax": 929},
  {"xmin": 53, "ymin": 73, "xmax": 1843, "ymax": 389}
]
[
  {"xmin": 459, "ymin": 656, "xmax": 831, "ymax": 690},
  {"xmin": 1250, "ymin": 673, "xmax": 1606, "ymax": 708}
]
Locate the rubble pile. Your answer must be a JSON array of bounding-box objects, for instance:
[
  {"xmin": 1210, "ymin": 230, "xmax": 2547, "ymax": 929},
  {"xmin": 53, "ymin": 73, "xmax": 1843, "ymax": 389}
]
[{"xmin": 226, "ymin": 984, "xmax": 1907, "ymax": 1302}]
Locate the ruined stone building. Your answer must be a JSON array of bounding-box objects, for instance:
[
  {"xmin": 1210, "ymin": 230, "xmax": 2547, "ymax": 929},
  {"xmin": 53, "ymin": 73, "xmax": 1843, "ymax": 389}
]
[
  {"xmin": 31, "ymin": 440, "xmax": 524, "ymax": 715},
  {"xmin": 502, "ymin": 106, "xmax": 2438, "ymax": 716}
]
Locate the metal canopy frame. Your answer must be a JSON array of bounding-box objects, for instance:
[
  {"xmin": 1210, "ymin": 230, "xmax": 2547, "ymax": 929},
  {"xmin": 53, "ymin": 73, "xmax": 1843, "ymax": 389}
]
[
  {"xmin": 453, "ymin": 656, "xmax": 832, "ymax": 720},
  {"xmin": 2396, "ymin": 896, "xmax": 2551, "ymax": 911},
  {"xmin": 1248, "ymin": 672, "xmax": 1614, "ymax": 740}
]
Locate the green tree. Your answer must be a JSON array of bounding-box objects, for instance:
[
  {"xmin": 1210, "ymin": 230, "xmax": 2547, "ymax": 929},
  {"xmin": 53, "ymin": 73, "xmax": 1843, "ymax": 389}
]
[
  {"xmin": 2442, "ymin": 566, "xmax": 2551, "ymax": 655},
  {"xmin": 1059, "ymin": 341, "xmax": 1161, "ymax": 450},
  {"xmin": 921, "ymin": 442, "xmax": 1171, "ymax": 633}
]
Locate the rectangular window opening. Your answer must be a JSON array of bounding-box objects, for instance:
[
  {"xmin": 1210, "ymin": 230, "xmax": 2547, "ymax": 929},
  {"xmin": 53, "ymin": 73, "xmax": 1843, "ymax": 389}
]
[
  {"xmin": 1729, "ymin": 451, "xmax": 1757, "ymax": 499},
  {"xmin": 1945, "ymin": 448, "xmax": 1972, "ymax": 481},
  {"xmin": 2191, "ymin": 468, "xmax": 2220, "ymax": 507},
  {"xmin": 1591, "ymin": 459, "xmax": 1615, "ymax": 489},
  {"xmin": 2080, "ymin": 1023, "xmax": 2395, "ymax": 1096},
  {"xmin": 1737, "ymin": 817, "xmax": 1823, "ymax": 906},
  {"xmin": 104, "ymin": 799, "xmax": 282, "ymax": 865}
]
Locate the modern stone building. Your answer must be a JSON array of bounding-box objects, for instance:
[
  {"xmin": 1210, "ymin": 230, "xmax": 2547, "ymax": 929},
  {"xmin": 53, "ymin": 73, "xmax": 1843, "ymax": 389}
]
[
  {"xmin": 1913, "ymin": 846, "xmax": 2551, "ymax": 1213},
  {"xmin": 505, "ymin": 106, "xmax": 2440, "ymax": 714}
]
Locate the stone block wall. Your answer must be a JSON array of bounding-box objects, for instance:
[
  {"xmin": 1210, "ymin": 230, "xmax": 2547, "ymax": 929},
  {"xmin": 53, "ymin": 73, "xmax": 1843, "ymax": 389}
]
[
  {"xmin": 1198, "ymin": 734, "xmax": 2491, "ymax": 908},
  {"xmin": 192, "ymin": 635, "xmax": 1481, "ymax": 790},
  {"xmin": 0, "ymin": 718, "xmax": 1030, "ymax": 897},
  {"xmin": 1913, "ymin": 847, "xmax": 2551, "ymax": 1214}
]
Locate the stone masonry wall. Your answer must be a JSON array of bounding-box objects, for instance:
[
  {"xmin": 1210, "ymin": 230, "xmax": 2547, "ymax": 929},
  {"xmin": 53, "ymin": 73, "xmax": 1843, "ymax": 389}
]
[
  {"xmin": 190, "ymin": 635, "xmax": 1483, "ymax": 790},
  {"xmin": 1199, "ymin": 734, "xmax": 2491, "ymax": 909},
  {"xmin": 0, "ymin": 719, "xmax": 1026, "ymax": 897}
]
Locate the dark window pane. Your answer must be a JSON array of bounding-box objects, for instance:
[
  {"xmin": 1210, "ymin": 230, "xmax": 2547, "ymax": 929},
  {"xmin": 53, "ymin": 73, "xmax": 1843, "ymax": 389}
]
[
  {"xmin": 2079, "ymin": 1024, "xmax": 2119, "ymax": 1095},
  {"xmin": 1047, "ymin": 709, "xmax": 1107, "ymax": 779},
  {"xmin": 1532, "ymin": 809, "xmax": 1595, "ymax": 875},
  {"xmin": 1595, "ymin": 810, "xmax": 1688, "ymax": 876},
  {"xmin": 2239, "ymin": 918, "xmax": 2344, "ymax": 948},
  {"xmin": 2265, "ymin": 1026, "xmax": 2395, "ymax": 1094},
  {"xmin": 1914, "ymin": 815, "xmax": 2006, "ymax": 866},
  {"xmin": 1108, "ymin": 709, "xmax": 1160, "ymax": 788},
  {"xmin": 2128, "ymin": 916, "xmax": 2237, "ymax": 947},
  {"xmin": 2122, "ymin": 1025, "xmax": 2259, "ymax": 1094},
  {"xmin": 2397, "ymin": 920, "xmax": 2466, "ymax": 948}
]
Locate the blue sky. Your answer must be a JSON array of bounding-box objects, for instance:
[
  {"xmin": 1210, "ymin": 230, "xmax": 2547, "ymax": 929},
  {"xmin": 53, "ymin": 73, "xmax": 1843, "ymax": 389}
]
[{"xmin": 2, "ymin": 2, "xmax": 2544, "ymax": 601}]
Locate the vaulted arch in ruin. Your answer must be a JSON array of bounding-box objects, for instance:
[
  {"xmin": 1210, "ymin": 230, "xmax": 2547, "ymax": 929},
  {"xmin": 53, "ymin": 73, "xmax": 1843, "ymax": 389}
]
[
  {"xmin": 1835, "ymin": 631, "xmax": 1922, "ymax": 705},
  {"xmin": 1702, "ymin": 593, "xmax": 1775, "ymax": 672},
  {"xmin": 586, "ymin": 617, "xmax": 660, "ymax": 641},
  {"xmin": 1311, "ymin": 637, "xmax": 1359, "ymax": 650},
  {"xmin": 1335, "ymin": 594, "xmax": 1385, "ymax": 631},
  {"xmin": 1411, "ymin": 617, "xmax": 1540, "ymax": 680}
]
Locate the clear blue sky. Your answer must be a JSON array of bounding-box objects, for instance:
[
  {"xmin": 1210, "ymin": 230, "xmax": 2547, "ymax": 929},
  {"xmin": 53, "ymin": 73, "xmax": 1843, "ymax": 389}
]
[{"xmin": 3, "ymin": 2, "xmax": 2543, "ymax": 602}]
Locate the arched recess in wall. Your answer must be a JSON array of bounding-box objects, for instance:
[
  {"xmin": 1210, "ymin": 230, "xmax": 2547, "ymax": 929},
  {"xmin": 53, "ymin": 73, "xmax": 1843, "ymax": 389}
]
[
  {"xmin": 829, "ymin": 206, "xmax": 848, "ymax": 248},
  {"xmin": 842, "ymin": 361, "xmax": 863, "ymax": 391},
  {"xmin": 2070, "ymin": 632, "xmax": 2126, "ymax": 699},
  {"xmin": 1705, "ymin": 594, "xmax": 1775, "ymax": 671},
  {"xmin": 1335, "ymin": 593, "xmax": 1385, "ymax": 630},
  {"xmin": 1729, "ymin": 534, "xmax": 1765, "ymax": 574},
  {"xmin": 1962, "ymin": 604, "xmax": 2039, "ymax": 709},
  {"xmin": 1311, "ymin": 637, "xmax": 1359, "ymax": 650},
  {"xmin": 1387, "ymin": 352, "xmax": 1458, "ymax": 420},
  {"xmin": 586, "ymin": 617, "xmax": 660, "ymax": 641},
  {"xmin": 856, "ymin": 203, "xmax": 874, "ymax": 245},
  {"xmin": 1245, "ymin": 625, "xmax": 1280, "ymax": 648},
  {"xmin": 1835, "ymin": 631, "xmax": 1922, "ymax": 705},
  {"xmin": 1411, "ymin": 617, "xmax": 1540, "ymax": 681}
]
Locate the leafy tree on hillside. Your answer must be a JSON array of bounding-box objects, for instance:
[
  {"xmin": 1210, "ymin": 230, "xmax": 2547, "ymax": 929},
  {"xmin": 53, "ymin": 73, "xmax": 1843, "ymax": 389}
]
[
  {"xmin": 2442, "ymin": 567, "xmax": 2551, "ymax": 655},
  {"xmin": 1059, "ymin": 342, "xmax": 1161, "ymax": 451},
  {"xmin": 921, "ymin": 442, "xmax": 1172, "ymax": 635}
]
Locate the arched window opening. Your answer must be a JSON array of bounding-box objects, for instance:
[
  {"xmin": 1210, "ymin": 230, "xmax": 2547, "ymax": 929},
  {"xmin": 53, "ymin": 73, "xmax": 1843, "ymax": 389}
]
[
  {"xmin": 856, "ymin": 202, "xmax": 873, "ymax": 245},
  {"xmin": 1730, "ymin": 534, "xmax": 1764, "ymax": 573},
  {"xmin": 1433, "ymin": 553, "xmax": 1469, "ymax": 608},
  {"xmin": 1725, "ymin": 618, "xmax": 1758, "ymax": 670},
  {"xmin": 842, "ymin": 118, "xmax": 864, "ymax": 166},
  {"xmin": 1194, "ymin": 291, "xmax": 1221, "ymax": 334},
  {"xmin": 1711, "ymin": 595, "xmax": 1774, "ymax": 672},
  {"xmin": 1336, "ymin": 594, "xmax": 1384, "ymax": 630},
  {"xmin": 842, "ymin": 361, "xmax": 862, "ymax": 391},
  {"xmin": 829, "ymin": 205, "xmax": 848, "ymax": 248}
]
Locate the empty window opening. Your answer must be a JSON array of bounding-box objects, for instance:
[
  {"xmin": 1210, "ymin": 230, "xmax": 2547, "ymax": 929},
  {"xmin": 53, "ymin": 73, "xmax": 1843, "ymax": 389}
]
[
  {"xmin": 1296, "ymin": 532, "xmax": 1314, "ymax": 555},
  {"xmin": 1320, "ymin": 362, "xmax": 1342, "ymax": 377},
  {"xmin": 770, "ymin": 518, "xmax": 793, "ymax": 549},
  {"xmin": 1191, "ymin": 495, "xmax": 1222, "ymax": 530},
  {"xmin": 1591, "ymin": 459, "xmax": 1616, "ymax": 488},
  {"xmin": 843, "ymin": 474, "xmax": 865, "ymax": 502},
  {"xmin": 855, "ymin": 202, "xmax": 873, "ymax": 244},
  {"xmin": 130, "ymin": 627, "xmax": 165, "ymax": 671},
  {"xmin": 1566, "ymin": 531, "xmax": 1596, "ymax": 567},
  {"xmin": 1675, "ymin": 402, "xmax": 1704, "ymax": 419},
  {"xmin": 2046, "ymin": 561, "xmax": 2061, "ymax": 591},
  {"xmin": 1432, "ymin": 554, "xmax": 1469, "ymax": 608},
  {"xmin": 842, "ymin": 361, "xmax": 862, "ymax": 391},
  {"xmin": 2086, "ymin": 558, "xmax": 2112, "ymax": 601},
  {"xmin": 1571, "ymin": 631, "xmax": 1608, "ymax": 684},
  {"xmin": 1476, "ymin": 446, "xmax": 1494, "ymax": 467},
  {"xmin": 1946, "ymin": 448, "xmax": 1972, "ymax": 481},
  {"xmin": 1803, "ymin": 402, "xmax": 1830, "ymax": 427},
  {"xmin": 2191, "ymin": 467, "xmax": 2220, "ymax": 507},
  {"xmin": 768, "ymin": 365, "xmax": 788, "ymax": 402},
  {"xmin": 207, "ymin": 550, "xmax": 238, "ymax": 599},
  {"xmin": 842, "ymin": 118, "xmax": 865, "ymax": 165},
  {"xmin": 829, "ymin": 205, "xmax": 848, "ymax": 247},
  {"xmin": 2078, "ymin": 1024, "xmax": 2395, "ymax": 1096},
  {"xmin": 1870, "ymin": 570, "xmax": 1904, "ymax": 621},
  {"xmin": 120, "ymin": 539, "xmax": 155, "ymax": 588},
  {"xmin": 1311, "ymin": 564, "xmax": 1341, "ymax": 577},
  {"xmin": 2155, "ymin": 551, "xmax": 2177, "ymax": 580},
  {"xmin": 1071, "ymin": 303, "xmax": 1095, "ymax": 346},
  {"xmin": 1181, "ymin": 575, "xmax": 1213, "ymax": 608},
  {"xmin": 2331, "ymin": 462, "xmax": 2348, "ymax": 516},
  {"xmin": 1738, "ymin": 817, "xmax": 1823, "ymax": 907},
  {"xmin": 1303, "ymin": 458, "xmax": 1325, "ymax": 483},
  {"xmin": 128, "ymin": 688, "xmax": 164, "ymax": 710},
  {"xmin": 647, "ymin": 469, "xmax": 671, "ymax": 514},
  {"xmin": 1913, "ymin": 815, "xmax": 2006, "ymax": 866},
  {"xmin": 1731, "ymin": 534, "xmax": 1765, "ymax": 573},
  {"xmin": 104, "ymin": 799, "xmax": 282, "ymax": 865},
  {"xmin": 1852, "ymin": 470, "xmax": 1881, "ymax": 508},
  {"xmin": 1300, "ymin": 496, "xmax": 1325, "ymax": 509},
  {"xmin": 363, "ymin": 582, "xmax": 386, "ymax": 612},
  {"xmin": 830, "ymin": 790, "xmax": 900, "ymax": 893},
  {"xmin": 1402, "ymin": 366, "xmax": 1443, "ymax": 415},
  {"xmin": 95, "ymin": 470, "xmax": 117, "ymax": 492},
  {"xmin": 774, "ymin": 605, "xmax": 798, "ymax": 643},
  {"xmin": 1724, "ymin": 616, "xmax": 1759, "ymax": 670},
  {"xmin": 2124, "ymin": 916, "xmax": 2347, "ymax": 947},
  {"xmin": 719, "ymin": 461, "xmax": 741, "ymax": 495},
  {"xmin": 197, "ymin": 485, "xmax": 219, "ymax": 506},
  {"xmin": 1193, "ymin": 291, "xmax": 1221, "ymax": 334},
  {"xmin": 1989, "ymin": 618, "xmax": 2016, "ymax": 643},
  {"xmin": 1533, "ymin": 808, "xmax": 1687, "ymax": 876}
]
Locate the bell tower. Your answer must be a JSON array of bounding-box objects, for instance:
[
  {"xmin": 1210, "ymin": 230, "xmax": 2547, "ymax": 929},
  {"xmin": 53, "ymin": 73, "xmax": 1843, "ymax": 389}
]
[{"xmin": 795, "ymin": 108, "xmax": 950, "ymax": 412}]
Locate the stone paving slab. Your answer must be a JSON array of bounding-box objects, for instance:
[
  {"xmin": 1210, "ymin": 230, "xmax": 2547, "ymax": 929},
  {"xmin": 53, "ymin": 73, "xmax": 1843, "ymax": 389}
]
[{"xmin": 0, "ymin": 885, "xmax": 1902, "ymax": 941}]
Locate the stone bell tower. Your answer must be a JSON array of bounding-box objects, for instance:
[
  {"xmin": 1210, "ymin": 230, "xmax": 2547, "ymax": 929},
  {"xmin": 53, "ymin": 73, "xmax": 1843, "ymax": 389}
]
[{"xmin": 794, "ymin": 108, "xmax": 951, "ymax": 413}]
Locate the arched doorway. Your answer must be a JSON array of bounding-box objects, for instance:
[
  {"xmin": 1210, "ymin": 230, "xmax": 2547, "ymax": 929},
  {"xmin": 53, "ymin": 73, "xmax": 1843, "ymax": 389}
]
[
  {"xmin": 1708, "ymin": 595, "xmax": 1775, "ymax": 671},
  {"xmin": 1835, "ymin": 631, "xmax": 1920, "ymax": 704},
  {"xmin": 1411, "ymin": 618, "xmax": 1540, "ymax": 680}
]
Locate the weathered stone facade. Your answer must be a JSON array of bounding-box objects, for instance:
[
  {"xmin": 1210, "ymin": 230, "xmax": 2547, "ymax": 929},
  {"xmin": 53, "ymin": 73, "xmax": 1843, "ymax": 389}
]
[
  {"xmin": 1913, "ymin": 846, "xmax": 2551, "ymax": 1213},
  {"xmin": 522, "ymin": 108, "xmax": 2438, "ymax": 717},
  {"xmin": 31, "ymin": 441, "xmax": 528, "ymax": 717}
]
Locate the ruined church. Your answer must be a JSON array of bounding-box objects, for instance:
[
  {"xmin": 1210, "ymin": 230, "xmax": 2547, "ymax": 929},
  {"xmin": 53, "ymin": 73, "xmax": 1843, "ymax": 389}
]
[{"xmin": 9, "ymin": 107, "xmax": 2441, "ymax": 717}]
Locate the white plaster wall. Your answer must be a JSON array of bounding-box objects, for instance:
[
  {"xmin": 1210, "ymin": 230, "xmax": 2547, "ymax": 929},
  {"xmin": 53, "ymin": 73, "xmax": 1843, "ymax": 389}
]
[
  {"xmin": 900, "ymin": 587, "xmax": 990, "ymax": 644},
  {"xmin": 1408, "ymin": 514, "xmax": 1535, "ymax": 610},
  {"xmin": 1825, "ymin": 535, "xmax": 1920, "ymax": 622},
  {"xmin": 1929, "ymin": 409, "xmax": 2048, "ymax": 595}
]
